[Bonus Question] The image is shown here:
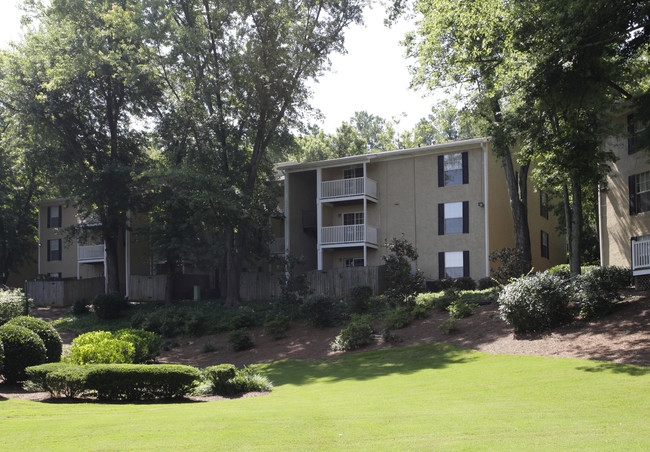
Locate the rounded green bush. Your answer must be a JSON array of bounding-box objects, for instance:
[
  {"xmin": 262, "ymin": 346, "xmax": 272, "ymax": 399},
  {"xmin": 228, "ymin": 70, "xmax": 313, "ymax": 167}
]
[
  {"xmin": 301, "ymin": 294, "xmax": 339, "ymax": 328},
  {"xmin": 92, "ymin": 292, "xmax": 127, "ymax": 320},
  {"xmin": 68, "ymin": 331, "xmax": 135, "ymax": 365},
  {"xmin": 113, "ymin": 329, "xmax": 162, "ymax": 363},
  {"xmin": 0, "ymin": 324, "xmax": 47, "ymax": 383},
  {"xmin": 228, "ymin": 329, "xmax": 254, "ymax": 352},
  {"xmin": 6, "ymin": 316, "xmax": 63, "ymax": 363},
  {"xmin": 330, "ymin": 315, "xmax": 374, "ymax": 351}
]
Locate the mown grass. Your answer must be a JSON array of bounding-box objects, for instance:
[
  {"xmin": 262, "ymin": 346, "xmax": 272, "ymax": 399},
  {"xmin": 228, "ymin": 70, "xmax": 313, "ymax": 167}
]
[{"xmin": 1, "ymin": 343, "xmax": 648, "ymax": 451}]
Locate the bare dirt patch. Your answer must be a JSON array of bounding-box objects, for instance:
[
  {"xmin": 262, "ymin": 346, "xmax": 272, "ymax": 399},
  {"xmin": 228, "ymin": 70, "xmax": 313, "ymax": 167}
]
[{"xmin": 2, "ymin": 291, "xmax": 648, "ymax": 402}]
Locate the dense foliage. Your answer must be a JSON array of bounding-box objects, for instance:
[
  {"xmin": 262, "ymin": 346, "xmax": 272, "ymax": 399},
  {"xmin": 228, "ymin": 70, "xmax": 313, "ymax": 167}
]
[
  {"xmin": 0, "ymin": 288, "xmax": 28, "ymax": 325},
  {"xmin": 0, "ymin": 323, "xmax": 47, "ymax": 382},
  {"xmin": 202, "ymin": 364, "xmax": 272, "ymax": 396},
  {"xmin": 92, "ymin": 293, "xmax": 127, "ymax": 320},
  {"xmin": 382, "ymin": 237, "xmax": 425, "ymax": 305},
  {"xmin": 6, "ymin": 316, "xmax": 62, "ymax": 363},
  {"xmin": 331, "ymin": 315, "xmax": 374, "ymax": 351}
]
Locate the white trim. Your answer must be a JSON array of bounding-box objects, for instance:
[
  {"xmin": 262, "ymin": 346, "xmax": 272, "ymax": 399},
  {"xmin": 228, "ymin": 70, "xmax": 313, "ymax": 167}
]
[
  {"xmin": 598, "ymin": 184, "xmax": 604, "ymax": 266},
  {"xmin": 316, "ymin": 168, "xmax": 323, "ymax": 271},
  {"xmin": 284, "ymin": 171, "xmax": 290, "ymax": 258},
  {"xmin": 125, "ymin": 210, "xmax": 131, "ymax": 299},
  {"xmin": 482, "ymin": 142, "xmax": 490, "ymax": 277},
  {"xmin": 633, "ymin": 268, "xmax": 650, "ymax": 276},
  {"xmin": 37, "ymin": 208, "xmax": 41, "ymax": 275}
]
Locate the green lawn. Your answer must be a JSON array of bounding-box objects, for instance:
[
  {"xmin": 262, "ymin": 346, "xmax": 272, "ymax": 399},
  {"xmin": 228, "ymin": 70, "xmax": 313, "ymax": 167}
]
[{"xmin": 1, "ymin": 343, "xmax": 648, "ymax": 451}]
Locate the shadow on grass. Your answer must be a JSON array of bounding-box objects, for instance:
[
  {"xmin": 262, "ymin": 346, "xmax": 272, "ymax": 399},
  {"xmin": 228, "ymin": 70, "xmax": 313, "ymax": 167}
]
[
  {"xmin": 575, "ymin": 362, "xmax": 650, "ymax": 376},
  {"xmin": 262, "ymin": 342, "xmax": 478, "ymax": 386}
]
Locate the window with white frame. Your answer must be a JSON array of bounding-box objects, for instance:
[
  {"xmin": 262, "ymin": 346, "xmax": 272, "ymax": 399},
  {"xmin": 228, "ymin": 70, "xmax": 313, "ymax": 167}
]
[
  {"xmin": 630, "ymin": 170, "xmax": 650, "ymax": 214},
  {"xmin": 343, "ymin": 212, "xmax": 364, "ymax": 225},
  {"xmin": 47, "ymin": 239, "xmax": 62, "ymax": 261},
  {"xmin": 444, "ymin": 202, "xmax": 463, "ymax": 234},
  {"xmin": 344, "ymin": 258, "xmax": 364, "ymax": 268},
  {"xmin": 443, "ymin": 153, "xmax": 463, "ymax": 186},
  {"xmin": 444, "ymin": 251, "xmax": 464, "ymax": 278},
  {"xmin": 48, "ymin": 205, "xmax": 62, "ymax": 228},
  {"xmin": 344, "ymin": 167, "xmax": 363, "ymax": 179}
]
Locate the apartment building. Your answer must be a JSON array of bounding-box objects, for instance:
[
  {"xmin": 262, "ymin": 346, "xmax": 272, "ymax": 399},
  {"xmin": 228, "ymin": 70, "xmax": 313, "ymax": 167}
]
[
  {"xmin": 277, "ymin": 138, "xmax": 565, "ymax": 281},
  {"xmin": 37, "ymin": 198, "xmax": 150, "ymax": 294},
  {"xmin": 599, "ymin": 111, "xmax": 650, "ymax": 287}
]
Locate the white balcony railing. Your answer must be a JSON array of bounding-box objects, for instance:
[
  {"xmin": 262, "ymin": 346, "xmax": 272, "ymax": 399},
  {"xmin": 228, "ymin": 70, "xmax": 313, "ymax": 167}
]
[
  {"xmin": 632, "ymin": 236, "xmax": 650, "ymax": 270},
  {"xmin": 270, "ymin": 237, "xmax": 285, "ymax": 255},
  {"xmin": 321, "ymin": 177, "xmax": 377, "ymax": 200},
  {"xmin": 78, "ymin": 244, "xmax": 105, "ymax": 262},
  {"xmin": 321, "ymin": 224, "xmax": 377, "ymax": 246}
]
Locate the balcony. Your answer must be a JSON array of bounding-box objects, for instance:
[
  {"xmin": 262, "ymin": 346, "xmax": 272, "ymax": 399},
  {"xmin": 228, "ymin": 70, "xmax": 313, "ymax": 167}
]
[
  {"xmin": 270, "ymin": 237, "xmax": 285, "ymax": 255},
  {"xmin": 632, "ymin": 236, "xmax": 650, "ymax": 275},
  {"xmin": 321, "ymin": 224, "xmax": 378, "ymax": 247},
  {"xmin": 78, "ymin": 244, "xmax": 104, "ymax": 262},
  {"xmin": 321, "ymin": 177, "xmax": 377, "ymax": 201}
]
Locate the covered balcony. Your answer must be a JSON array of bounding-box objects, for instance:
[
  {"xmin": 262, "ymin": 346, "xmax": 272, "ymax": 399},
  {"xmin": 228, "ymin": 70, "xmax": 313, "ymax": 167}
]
[
  {"xmin": 321, "ymin": 177, "xmax": 377, "ymax": 201},
  {"xmin": 632, "ymin": 236, "xmax": 650, "ymax": 275},
  {"xmin": 321, "ymin": 224, "xmax": 378, "ymax": 247},
  {"xmin": 78, "ymin": 244, "xmax": 105, "ymax": 263}
]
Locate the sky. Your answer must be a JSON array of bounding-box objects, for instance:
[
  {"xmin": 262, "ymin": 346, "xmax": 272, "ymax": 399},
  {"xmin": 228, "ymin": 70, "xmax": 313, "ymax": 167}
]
[{"xmin": 0, "ymin": 1, "xmax": 439, "ymax": 134}]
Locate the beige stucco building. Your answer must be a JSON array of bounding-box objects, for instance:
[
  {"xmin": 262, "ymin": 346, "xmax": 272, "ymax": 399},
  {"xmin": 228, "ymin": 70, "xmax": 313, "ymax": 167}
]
[
  {"xmin": 599, "ymin": 112, "xmax": 650, "ymax": 286},
  {"xmin": 278, "ymin": 138, "xmax": 565, "ymax": 281}
]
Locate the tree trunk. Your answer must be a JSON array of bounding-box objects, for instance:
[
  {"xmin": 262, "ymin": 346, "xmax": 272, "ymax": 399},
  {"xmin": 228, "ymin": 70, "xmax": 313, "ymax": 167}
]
[
  {"xmin": 224, "ymin": 227, "xmax": 240, "ymax": 306},
  {"xmin": 104, "ymin": 233, "xmax": 121, "ymax": 294},
  {"xmin": 499, "ymin": 145, "xmax": 532, "ymax": 275},
  {"xmin": 563, "ymin": 183, "xmax": 572, "ymax": 265},
  {"xmin": 165, "ymin": 257, "xmax": 178, "ymax": 305},
  {"xmin": 569, "ymin": 177, "xmax": 582, "ymax": 275}
]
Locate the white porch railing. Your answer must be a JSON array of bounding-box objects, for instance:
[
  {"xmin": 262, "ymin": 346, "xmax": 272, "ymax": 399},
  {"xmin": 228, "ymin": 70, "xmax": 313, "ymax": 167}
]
[
  {"xmin": 78, "ymin": 244, "xmax": 104, "ymax": 262},
  {"xmin": 270, "ymin": 237, "xmax": 285, "ymax": 255},
  {"xmin": 632, "ymin": 236, "xmax": 650, "ymax": 270},
  {"xmin": 321, "ymin": 177, "xmax": 377, "ymax": 199},
  {"xmin": 321, "ymin": 224, "xmax": 377, "ymax": 246}
]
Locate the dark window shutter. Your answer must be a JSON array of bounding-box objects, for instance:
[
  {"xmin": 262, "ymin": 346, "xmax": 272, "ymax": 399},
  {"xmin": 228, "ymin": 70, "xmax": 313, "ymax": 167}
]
[
  {"xmin": 438, "ymin": 252, "xmax": 445, "ymax": 279},
  {"xmin": 629, "ymin": 175, "xmax": 637, "ymax": 215},
  {"xmin": 462, "ymin": 152, "xmax": 469, "ymax": 184},
  {"xmin": 47, "ymin": 207, "xmax": 51, "ymax": 228},
  {"xmin": 628, "ymin": 114, "xmax": 636, "ymax": 154},
  {"xmin": 47, "ymin": 240, "xmax": 51, "ymax": 261},
  {"xmin": 463, "ymin": 250, "xmax": 470, "ymax": 277},
  {"xmin": 438, "ymin": 203, "xmax": 444, "ymax": 235},
  {"xmin": 462, "ymin": 201, "xmax": 469, "ymax": 233},
  {"xmin": 438, "ymin": 155, "xmax": 444, "ymax": 187},
  {"xmin": 57, "ymin": 239, "xmax": 62, "ymax": 261}
]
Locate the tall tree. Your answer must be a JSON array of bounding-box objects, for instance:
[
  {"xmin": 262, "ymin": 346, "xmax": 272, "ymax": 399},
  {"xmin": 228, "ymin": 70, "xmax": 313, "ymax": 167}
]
[
  {"xmin": 1, "ymin": 0, "xmax": 164, "ymax": 293},
  {"xmin": 161, "ymin": 0, "xmax": 363, "ymax": 304}
]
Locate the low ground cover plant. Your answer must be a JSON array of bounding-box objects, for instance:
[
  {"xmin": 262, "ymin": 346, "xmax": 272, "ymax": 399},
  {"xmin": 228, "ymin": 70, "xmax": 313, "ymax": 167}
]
[
  {"xmin": 447, "ymin": 300, "xmax": 477, "ymax": 319},
  {"xmin": 201, "ymin": 364, "xmax": 272, "ymax": 396},
  {"xmin": 331, "ymin": 314, "xmax": 374, "ymax": 351},
  {"xmin": 384, "ymin": 306, "xmax": 410, "ymax": 329},
  {"xmin": 229, "ymin": 329, "xmax": 254, "ymax": 352}
]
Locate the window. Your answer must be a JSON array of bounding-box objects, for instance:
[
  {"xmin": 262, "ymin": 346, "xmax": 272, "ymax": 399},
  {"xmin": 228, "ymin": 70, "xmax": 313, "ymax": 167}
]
[
  {"xmin": 540, "ymin": 191, "xmax": 549, "ymax": 219},
  {"xmin": 438, "ymin": 152, "xmax": 468, "ymax": 187},
  {"xmin": 48, "ymin": 273, "xmax": 62, "ymax": 279},
  {"xmin": 47, "ymin": 239, "xmax": 62, "ymax": 261},
  {"xmin": 344, "ymin": 167, "xmax": 363, "ymax": 179},
  {"xmin": 47, "ymin": 205, "xmax": 62, "ymax": 228},
  {"xmin": 343, "ymin": 212, "xmax": 364, "ymax": 225},
  {"xmin": 541, "ymin": 231, "xmax": 550, "ymax": 259},
  {"xmin": 438, "ymin": 251, "xmax": 470, "ymax": 279},
  {"xmin": 628, "ymin": 114, "xmax": 648, "ymax": 154},
  {"xmin": 629, "ymin": 171, "xmax": 650, "ymax": 215},
  {"xmin": 438, "ymin": 201, "xmax": 469, "ymax": 235},
  {"xmin": 344, "ymin": 258, "xmax": 364, "ymax": 268}
]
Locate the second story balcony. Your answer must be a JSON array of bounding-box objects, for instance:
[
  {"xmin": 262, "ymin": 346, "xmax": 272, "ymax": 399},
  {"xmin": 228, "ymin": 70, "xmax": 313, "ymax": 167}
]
[
  {"xmin": 632, "ymin": 236, "xmax": 650, "ymax": 275},
  {"xmin": 321, "ymin": 177, "xmax": 377, "ymax": 201},
  {"xmin": 321, "ymin": 224, "xmax": 378, "ymax": 247},
  {"xmin": 78, "ymin": 244, "xmax": 105, "ymax": 262}
]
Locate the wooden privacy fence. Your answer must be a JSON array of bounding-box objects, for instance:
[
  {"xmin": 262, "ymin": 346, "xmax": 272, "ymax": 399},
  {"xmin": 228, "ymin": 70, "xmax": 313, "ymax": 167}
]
[
  {"xmin": 26, "ymin": 277, "xmax": 105, "ymax": 307},
  {"xmin": 239, "ymin": 265, "xmax": 385, "ymax": 301}
]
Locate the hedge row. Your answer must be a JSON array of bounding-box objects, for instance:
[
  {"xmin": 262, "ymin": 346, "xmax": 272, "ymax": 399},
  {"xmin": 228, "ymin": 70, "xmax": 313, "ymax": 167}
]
[{"xmin": 26, "ymin": 363, "xmax": 201, "ymax": 400}]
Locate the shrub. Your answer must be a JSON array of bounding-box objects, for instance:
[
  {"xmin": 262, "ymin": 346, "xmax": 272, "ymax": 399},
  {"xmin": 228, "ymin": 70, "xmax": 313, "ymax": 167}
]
[
  {"xmin": 72, "ymin": 298, "xmax": 90, "ymax": 316},
  {"xmin": 113, "ymin": 329, "xmax": 162, "ymax": 363},
  {"xmin": 92, "ymin": 292, "xmax": 127, "ymax": 320},
  {"xmin": 0, "ymin": 288, "xmax": 29, "ymax": 325},
  {"xmin": 477, "ymin": 277, "xmax": 499, "ymax": 290},
  {"xmin": 438, "ymin": 317, "xmax": 458, "ymax": 334},
  {"xmin": 203, "ymin": 364, "xmax": 272, "ymax": 396},
  {"xmin": 6, "ymin": 316, "xmax": 63, "ymax": 363},
  {"xmin": 26, "ymin": 362, "xmax": 90, "ymax": 398},
  {"xmin": 201, "ymin": 342, "xmax": 216, "ymax": 353},
  {"xmin": 384, "ymin": 306, "xmax": 411, "ymax": 329},
  {"xmin": 573, "ymin": 266, "xmax": 632, "ymax": 319},
  {"xmin": 382, "ymin": 236, "xmax": 425, "ymax": 305},
  {"xmin": 489, "ymin": 247, "xmax": 528, "ymax": 283},
  {"xmin": 229, "ymin": 329, "xmax": 254, "ymax": 352},
  {"xmin": 301, "ymin": 294, "xmax": 339, "ymax": 328},
  {"xmin": 346, "ymin": 285, "xmax": 373, "ymax": 314},
  {"xmin": 498, "ymin": 272, "xmax": 573, "ymax": 334},
  {"xmin": 0, "ymin": 324, "xmax": 47, "ymax": 382},
  {"xmin": 263, "ymin": 314, "xmax": 290, "ymax": 340},
  {"xmin": 330, "ymin": 315, "xmax": 374, "ymax": 351},
  {"xmin": 447, "ymin": 300, "xmax": 477, "ymax": 319},
  {"xmin": 68, "ymin": 331, "xmax": 136, "ymax": 365},
  {"xmin": 231, "ymin": 306, "xmax": 258, "ymax": 329},
  {"xmin": 411, "ymin": 304, "xmax": 428, "ymax": 320},
  {"xmin": 84, "ymin": 364, "xmax": 201, "ymax": 400}
]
